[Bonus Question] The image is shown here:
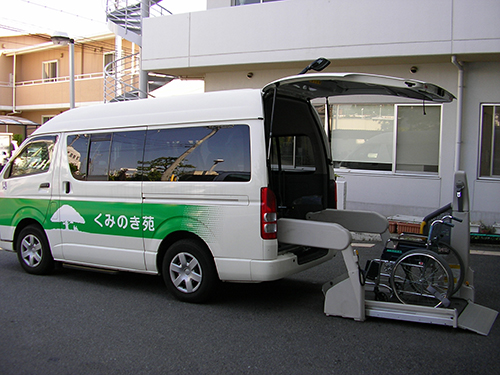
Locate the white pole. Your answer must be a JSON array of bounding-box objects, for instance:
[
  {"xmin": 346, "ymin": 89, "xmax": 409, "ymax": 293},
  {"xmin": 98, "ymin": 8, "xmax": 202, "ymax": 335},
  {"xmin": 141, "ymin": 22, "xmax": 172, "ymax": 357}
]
[
  {"xmin": 69, "ymin": 39, "xmax": 75, "ymax": 109},
  {"xmin": 451, "ymin": 56, "xmax": 464, "ymax": 172}
]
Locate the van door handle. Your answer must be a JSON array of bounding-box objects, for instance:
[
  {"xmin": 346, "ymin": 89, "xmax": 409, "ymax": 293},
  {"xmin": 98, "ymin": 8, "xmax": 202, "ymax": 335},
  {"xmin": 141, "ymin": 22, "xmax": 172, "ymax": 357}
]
[
  {"xmin": 63, "ymin": 181, "xmax": 71, "ymax": 194},
  {"xmin": 39, "ymin": 182, "xmax": 50, "ymax": 189}
]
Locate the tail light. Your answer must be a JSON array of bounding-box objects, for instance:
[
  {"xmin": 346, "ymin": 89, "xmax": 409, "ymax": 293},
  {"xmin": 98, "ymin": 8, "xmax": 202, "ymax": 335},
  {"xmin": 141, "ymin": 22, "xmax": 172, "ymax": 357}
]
[{"xmin": 261, "ymin": 187, "xmax": 277, "ymax": 239}]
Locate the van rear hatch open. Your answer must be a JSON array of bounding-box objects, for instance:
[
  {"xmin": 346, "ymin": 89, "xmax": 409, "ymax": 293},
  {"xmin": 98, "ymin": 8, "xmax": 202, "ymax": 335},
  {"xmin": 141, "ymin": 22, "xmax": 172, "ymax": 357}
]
[
  {"xmin": 262, "ymin": 73, "xmax": 455, "ymax": 102},
  {"xmin": 262, "ymin": 73, "xmax": 455, "ymax": 261},
  {"xmin": 262, "ymin": 73, "xmax": 455, "ymax": 218}
]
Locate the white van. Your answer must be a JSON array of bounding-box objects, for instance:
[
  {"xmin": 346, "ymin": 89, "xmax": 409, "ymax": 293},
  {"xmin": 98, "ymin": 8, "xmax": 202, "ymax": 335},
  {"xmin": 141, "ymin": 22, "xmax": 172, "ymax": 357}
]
[{"xmin": 0, "ymin": 73, "xmax": 454, "ymax": 302}]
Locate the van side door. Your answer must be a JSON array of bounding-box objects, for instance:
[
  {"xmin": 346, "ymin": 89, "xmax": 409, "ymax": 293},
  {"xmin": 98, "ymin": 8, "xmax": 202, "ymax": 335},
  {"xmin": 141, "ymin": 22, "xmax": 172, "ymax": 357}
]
[
  {"xmin": 56, "ymin": 130, "xmax": 146, "ymax": 270},
  {"xmin": 141, "ymin": 124, "xmax": 256, "ymax": 271}
]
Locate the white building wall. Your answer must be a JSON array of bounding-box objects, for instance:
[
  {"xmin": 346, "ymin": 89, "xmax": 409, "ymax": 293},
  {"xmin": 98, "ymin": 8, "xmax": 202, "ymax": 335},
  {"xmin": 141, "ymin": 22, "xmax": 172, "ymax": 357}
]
[
  {"xmin": 461, "ymin": 62, "xmax": 500, "ymax": 223},
  {"xmin": 143, "ymin": 0, "xmax": 500, "ymax": 72},
  {"xmin": 142, "ymin": 0, "xmax": 500, "ymax": 224},
  {"xmin": 311, "ymin": 62, "xmax": 460, "ymax": 218}
]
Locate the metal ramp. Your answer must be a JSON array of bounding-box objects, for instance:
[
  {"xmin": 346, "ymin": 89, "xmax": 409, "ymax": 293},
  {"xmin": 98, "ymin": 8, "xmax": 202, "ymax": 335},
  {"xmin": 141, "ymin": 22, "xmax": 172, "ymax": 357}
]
[
  {"xmin": 278, "ymin": 172, "xmax": 498, "ymax": 335},
  {"xmin": 457, "ymin": 302, "xmax": 498, "ymax": 336}
]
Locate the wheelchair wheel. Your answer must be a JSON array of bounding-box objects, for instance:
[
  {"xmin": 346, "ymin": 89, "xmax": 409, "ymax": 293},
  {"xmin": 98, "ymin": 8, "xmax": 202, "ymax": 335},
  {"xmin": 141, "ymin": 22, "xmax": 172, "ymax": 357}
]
[
  {"xmin": 390, "ymin": 249, "xmax": 453, "ymax": 308},
  {"xmin": 432, "ymin": 242, "xmax": 465, "ymax": 296}
]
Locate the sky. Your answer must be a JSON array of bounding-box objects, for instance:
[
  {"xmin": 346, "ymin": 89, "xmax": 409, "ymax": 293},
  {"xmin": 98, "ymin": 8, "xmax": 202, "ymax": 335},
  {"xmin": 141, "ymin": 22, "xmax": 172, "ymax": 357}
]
[{"xmin": 0, "ymin": 0, "xmax": 206, "ymax": 38}]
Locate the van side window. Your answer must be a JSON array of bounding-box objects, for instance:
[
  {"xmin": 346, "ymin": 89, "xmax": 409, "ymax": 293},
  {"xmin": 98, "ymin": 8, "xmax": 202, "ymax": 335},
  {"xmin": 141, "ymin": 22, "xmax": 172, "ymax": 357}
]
[
  {"xmin": 67, "ymin": 134, "xmax": 89, "ymax": 180},
  {"xmin": 108, "ymin": 131, "xmax": 145, "ymax": 181},
  {"xmin": 9, "ymin": 136, "xmax": 57, "ymax": 178},
  {"xmin": 87, "ymin": 133, "xmax": 112, "ymax": 181},
  {"xmin": 67, "ymin": 131, "xmax": 145, "ymax": 181},
  {"xmin": 143, "ymin": 125, "xmax": 251, "ymax": 182}
]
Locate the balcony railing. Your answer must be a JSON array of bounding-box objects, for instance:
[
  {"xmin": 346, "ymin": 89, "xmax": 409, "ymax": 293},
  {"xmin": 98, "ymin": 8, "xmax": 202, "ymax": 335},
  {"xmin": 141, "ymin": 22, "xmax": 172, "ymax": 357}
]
[{"xmin": 15, "ymin": 72, "xmax": 104, "ymax": 87}]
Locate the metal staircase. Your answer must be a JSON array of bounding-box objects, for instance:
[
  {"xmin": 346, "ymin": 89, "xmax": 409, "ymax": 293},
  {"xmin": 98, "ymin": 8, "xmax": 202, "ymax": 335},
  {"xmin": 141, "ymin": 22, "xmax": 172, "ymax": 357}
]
[{"xmin": 104, "ymin": 0, "xmax": 173, "ymax": 102}]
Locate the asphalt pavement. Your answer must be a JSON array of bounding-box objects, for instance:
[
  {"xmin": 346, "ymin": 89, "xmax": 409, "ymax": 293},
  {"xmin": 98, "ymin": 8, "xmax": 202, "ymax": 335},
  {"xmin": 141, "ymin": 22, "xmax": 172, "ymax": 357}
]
[{"xmin": 0, "ymin": 242, "xmax": 499, "ymax": 375}]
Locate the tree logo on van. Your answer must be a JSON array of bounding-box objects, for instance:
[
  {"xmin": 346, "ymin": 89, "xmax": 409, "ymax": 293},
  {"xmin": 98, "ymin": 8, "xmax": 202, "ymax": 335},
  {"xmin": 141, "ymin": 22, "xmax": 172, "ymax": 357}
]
[{"xmin": 50, "ymin": 204, "xmax": 85, "ymax": 230}]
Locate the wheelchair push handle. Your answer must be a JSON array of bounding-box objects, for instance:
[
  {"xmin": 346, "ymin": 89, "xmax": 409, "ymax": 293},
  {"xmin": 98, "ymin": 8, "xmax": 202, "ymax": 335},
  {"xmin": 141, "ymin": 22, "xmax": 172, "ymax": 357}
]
[
  {"xmin": 427, "ymin": 214, "xmax": 463, "ymax": 244},
  {"xmin": 438, "ymin": 214, "xmax": 463, "ymax": 227}
]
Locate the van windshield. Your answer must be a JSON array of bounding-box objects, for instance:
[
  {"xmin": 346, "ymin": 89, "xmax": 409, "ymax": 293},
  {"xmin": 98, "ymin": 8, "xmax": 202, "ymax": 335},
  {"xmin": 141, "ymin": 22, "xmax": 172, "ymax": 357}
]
[{"xmin": 8, "ymin": 136, "xmax": 57, "ymax": 178}]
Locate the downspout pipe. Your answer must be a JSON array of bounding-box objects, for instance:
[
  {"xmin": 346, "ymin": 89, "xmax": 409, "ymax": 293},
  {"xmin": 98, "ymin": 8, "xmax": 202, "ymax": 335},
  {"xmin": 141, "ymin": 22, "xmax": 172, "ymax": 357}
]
[
  {"xmin": 69, "ymin": 39, "xmax": 75, "ymax": 109},
  {"xmin": 8, "ymin": 53, "xmax": 21, "ymax": 115},
  {"xmin": 452, "ymin": 56, "xmax": 464, "ymax": 171}
]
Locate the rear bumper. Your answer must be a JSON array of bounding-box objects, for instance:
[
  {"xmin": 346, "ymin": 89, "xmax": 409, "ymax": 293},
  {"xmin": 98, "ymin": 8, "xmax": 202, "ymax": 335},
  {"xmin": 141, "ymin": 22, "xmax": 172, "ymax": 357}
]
[
  {"xmin": 215, "ymin": 249, "xmax": 335, "ymax": 282},
  {"xmin": 250, "ymin": 249, "xmax": 335, "ymax": 281}
]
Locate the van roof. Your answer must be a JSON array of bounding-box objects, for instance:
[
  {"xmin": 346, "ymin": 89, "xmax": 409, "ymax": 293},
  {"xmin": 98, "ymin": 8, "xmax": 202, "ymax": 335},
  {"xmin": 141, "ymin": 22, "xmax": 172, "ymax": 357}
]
[{"xmin": 33, "ymin": 89, "xmax": 264, "ymax": 135}]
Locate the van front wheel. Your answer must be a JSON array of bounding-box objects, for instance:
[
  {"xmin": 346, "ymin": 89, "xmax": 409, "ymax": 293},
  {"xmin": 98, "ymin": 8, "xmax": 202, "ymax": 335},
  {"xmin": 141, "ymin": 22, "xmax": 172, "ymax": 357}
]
[
  {"xmin": 162, "ymin": 239, "xmax": 218, "ymax": 303},
  {"xmin": 16, "ymin": 225, "xmax": 54, "ymax": 275}
]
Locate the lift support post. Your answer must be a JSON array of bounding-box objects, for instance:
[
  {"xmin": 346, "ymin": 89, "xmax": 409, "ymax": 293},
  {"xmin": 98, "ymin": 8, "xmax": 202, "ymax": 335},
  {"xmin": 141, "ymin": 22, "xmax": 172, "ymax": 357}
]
[{"xmin": 278, "ymin": 217, "xmax": 365, "ymax": 321}]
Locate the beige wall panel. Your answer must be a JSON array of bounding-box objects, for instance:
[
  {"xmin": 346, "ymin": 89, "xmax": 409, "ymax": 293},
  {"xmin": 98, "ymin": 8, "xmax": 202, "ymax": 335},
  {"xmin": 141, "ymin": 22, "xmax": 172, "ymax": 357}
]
[
  {"xmin": 15, "ymin": 78, "xmax": 104, "ymax": 107},
  {"xmin": 77, "ymin": 78, "xmax": 104, "ymax": 102}
]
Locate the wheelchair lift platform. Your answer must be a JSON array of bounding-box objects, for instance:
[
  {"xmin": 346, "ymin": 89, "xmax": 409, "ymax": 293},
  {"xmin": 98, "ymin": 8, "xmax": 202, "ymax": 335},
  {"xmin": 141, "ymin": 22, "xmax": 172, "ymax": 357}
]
[
  {"xmin": 278, "ymin": 172, "xmax": 498, "ymax": 336},
  {"xmin": 365, "ymin": 298, "xmax": 498, "ymax": 336}
]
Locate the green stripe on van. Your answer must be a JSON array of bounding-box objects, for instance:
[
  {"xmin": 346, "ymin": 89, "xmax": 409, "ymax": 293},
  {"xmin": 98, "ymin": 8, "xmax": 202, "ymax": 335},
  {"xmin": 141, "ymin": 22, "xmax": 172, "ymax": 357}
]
[{"xmin": 0, "ymin": 198, "xmax": 219, "ymax": 241}]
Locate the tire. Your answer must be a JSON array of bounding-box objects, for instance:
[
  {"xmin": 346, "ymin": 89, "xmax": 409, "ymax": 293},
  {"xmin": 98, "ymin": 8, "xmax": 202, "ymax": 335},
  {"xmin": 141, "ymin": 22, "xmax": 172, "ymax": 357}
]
[
  {"xmin": 162, "ymin": 239, "xmax": 218, "ymax": 303},
  {"xmin": 432, "ymin": 242, "xmax": 465, "ymax": 296},
  {"xmin": 390, "ymin": 249, "xmax": 453, "ymax": 308},
  {"xmin": 16, "ymin": 225, "xmax": 54, "ymax": 275}
]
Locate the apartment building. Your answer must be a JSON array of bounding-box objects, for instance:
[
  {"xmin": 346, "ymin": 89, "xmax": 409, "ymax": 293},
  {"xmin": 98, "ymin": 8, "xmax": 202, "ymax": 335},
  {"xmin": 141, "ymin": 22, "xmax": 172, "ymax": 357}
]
[
  {"xmin": 0, "ymin": 32, "xmax": 138, "ymax": 138},
  {"xmin": 139, "ymin": 0, "xmax": 499, "ymax": 223}
]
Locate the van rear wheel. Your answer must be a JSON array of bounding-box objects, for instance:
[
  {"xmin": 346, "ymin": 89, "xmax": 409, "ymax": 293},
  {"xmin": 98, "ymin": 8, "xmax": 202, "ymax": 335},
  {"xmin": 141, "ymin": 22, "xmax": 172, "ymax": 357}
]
[
  {"xmin": 16, "ymin": 225, "xmax": 54, "ymax": 275},
  {"xmin": 162, "ymin": 239, "xmax": 218, "ymax": 303}
]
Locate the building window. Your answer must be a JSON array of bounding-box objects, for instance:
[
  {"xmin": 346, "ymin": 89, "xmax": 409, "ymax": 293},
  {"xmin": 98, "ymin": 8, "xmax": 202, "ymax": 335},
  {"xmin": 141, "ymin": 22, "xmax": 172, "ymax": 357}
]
[
  {"xmin": 329, "ymin": 103, "xmax": 442, "ymax": 173},
  {"xmin": 42, "ymin": 60, "xmax": 58, "ymax": 82},
  {"xmin": 271, "ymin": 135, "xmax": 316, "ymax": 171},
  {"xmin": 479, "ymin": 104, "xmax": 500, "ymax": 178},
  {"xmin": 396, "ymin": 105, "xmax": 441, "ymax": 173},
  {"xmin": 233, "ymin": 0, "xmax": 281, "ymax": 5},
  {"xmin": 104, "ymin": 52, "xmax": 116, "ymax": 73},
  {"xmin": 41, "ymin": 115, "xmax": 55, "ymax": 124}
]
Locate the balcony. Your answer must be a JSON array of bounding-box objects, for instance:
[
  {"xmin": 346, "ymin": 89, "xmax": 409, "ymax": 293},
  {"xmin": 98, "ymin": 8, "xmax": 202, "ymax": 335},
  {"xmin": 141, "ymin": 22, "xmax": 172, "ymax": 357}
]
[{"xmin": 13, "ymin": 73, "xmax": 104, "ymax": 109}]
